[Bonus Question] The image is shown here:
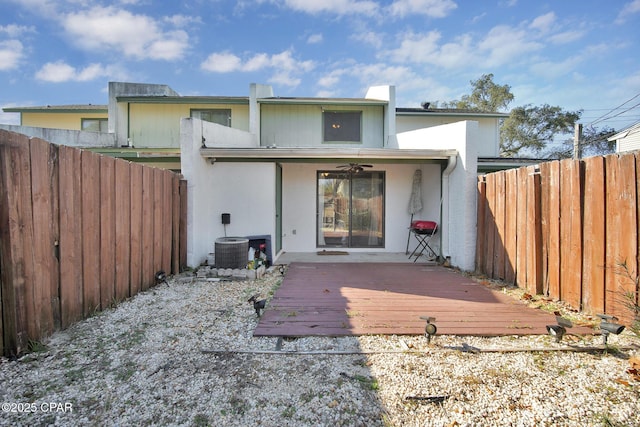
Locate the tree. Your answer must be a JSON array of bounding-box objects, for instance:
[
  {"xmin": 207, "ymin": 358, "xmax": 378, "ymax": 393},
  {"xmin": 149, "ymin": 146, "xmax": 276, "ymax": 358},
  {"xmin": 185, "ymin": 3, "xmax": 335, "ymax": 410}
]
[
  {"xmin": 543, "ymin": 125, "xmax": 616, "ymax": 159},
  {"xmin": 454, "ymin": 73, "xmax": 514, "ymax": 112},
  {"xmin": 500, "ymin": 104, "xmax": 582, "ymax": 157}
]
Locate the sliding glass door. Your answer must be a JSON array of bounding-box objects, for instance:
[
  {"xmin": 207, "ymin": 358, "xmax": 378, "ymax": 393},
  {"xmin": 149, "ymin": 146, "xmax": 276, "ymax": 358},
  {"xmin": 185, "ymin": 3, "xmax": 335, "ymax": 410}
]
[{"xmin": 317, "ymin": 171, "xmax": 384, "ymax": 248}]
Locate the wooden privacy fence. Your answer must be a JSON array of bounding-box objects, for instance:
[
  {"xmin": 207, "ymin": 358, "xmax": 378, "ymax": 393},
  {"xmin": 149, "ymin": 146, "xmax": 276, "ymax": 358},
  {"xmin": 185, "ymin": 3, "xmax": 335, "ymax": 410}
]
[
  {"xmin": 476, "ymin": 151, "xmax": 639, "ymax": 324},
  {"xmin": 0, "ymin": 130, "xmax": 187, "ymax": 357}
]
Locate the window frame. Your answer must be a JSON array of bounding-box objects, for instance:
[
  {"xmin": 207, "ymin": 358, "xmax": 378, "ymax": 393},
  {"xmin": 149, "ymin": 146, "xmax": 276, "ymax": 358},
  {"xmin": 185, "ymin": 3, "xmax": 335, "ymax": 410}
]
[
  {"xmin": 190, "ymin": 108, "xmax": 232, "ymax": 127},
  {"xmin": 322, "ymin": 110, "xmax": 362, "ymax": 144},
  {"xmin": 81, "ymin": 118, "xmax": 108, "ymax": 132}
]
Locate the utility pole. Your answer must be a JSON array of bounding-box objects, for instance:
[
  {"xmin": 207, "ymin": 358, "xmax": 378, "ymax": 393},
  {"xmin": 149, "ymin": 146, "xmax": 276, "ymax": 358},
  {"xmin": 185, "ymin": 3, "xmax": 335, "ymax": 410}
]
[{"xmin": 573, "ymin": 123, "xmax": 583, "ymax": 160}]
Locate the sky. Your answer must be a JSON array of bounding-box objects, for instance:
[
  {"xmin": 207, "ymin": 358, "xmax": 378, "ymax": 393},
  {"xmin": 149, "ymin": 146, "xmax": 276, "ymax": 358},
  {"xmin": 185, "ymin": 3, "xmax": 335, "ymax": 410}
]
[{"xmin": 1, "ymin": 0, "xmax": 640, "ymax": 133}]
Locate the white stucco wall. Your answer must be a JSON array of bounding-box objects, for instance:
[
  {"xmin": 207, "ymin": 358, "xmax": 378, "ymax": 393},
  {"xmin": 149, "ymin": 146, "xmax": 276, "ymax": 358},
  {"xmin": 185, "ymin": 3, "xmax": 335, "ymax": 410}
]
[
  {"xmin": 397, "ymin": 121, "xmax": 478, "ymax": 271},
  {"xmin": 0, "ymin": 124, "xmax": 116, "ymax": 147},
  {"xmin": 181, "ymin": 118, "xmax": 275, "ymax": 267},
  {"xmin": 396, "ymin": 115, "xmax": 499, "ymax": 157}
]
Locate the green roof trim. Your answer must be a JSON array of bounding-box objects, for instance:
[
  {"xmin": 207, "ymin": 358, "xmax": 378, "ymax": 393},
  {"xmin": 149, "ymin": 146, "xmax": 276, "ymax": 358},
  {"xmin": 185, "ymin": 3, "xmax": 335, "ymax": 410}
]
[{"xmin": 3, "ymin": 104, "xmax": 108, "ymax": 113}]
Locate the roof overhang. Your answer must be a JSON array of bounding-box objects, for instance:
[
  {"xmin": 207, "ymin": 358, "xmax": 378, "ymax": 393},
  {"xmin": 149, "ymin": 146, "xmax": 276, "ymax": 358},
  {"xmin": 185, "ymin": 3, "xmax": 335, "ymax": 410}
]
[
  {"xmin": 397, "ymin": 109, "xmax": 509, "ymax": 119},
  {"xmin": 477, "ymin": 157, "xmax": 541, "ymax": 173},
  {"xmin": 116, "ymin": 96, "xmax": 249, "ymax": 105},
  {"xmin": 258, "ymin": 98, "xmax": 387, "ymax": 107},
  {"xmin": 199, "ymin": 147, "xmax": 456, "ymax": 164}
]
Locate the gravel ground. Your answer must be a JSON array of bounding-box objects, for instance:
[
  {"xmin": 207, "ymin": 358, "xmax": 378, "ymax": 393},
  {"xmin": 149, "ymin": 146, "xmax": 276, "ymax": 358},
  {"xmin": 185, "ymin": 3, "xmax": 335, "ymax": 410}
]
[{"xmin": 0, "ymin": 267, "xmax": 638, "ymax": 427}]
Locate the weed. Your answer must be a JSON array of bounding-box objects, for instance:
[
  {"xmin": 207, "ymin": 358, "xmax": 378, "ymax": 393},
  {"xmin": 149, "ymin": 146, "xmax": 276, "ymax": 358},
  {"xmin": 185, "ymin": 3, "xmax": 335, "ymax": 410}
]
[
  {"xmin": 228, "ymin": 396, "xmax": 247, "ymax": 415},
  {"xmin": 115, "ymin": 360, "xmax": 137, "ymax": 382},
  {"xmin": 192, "ymin": 413, "xmax": 210, "ymax": 427},
  {"xmin": 281, "ymin": 405, "xmax": 296, "ymax": 418},
  {"xmin": 596, "ymin": 412, "xmax": 627, "ymax": 427},
  {"xmin": 27, "ymin": 339, "xmax": 48, "ymax": 353},
  {"xmin": 300, "ymin": 390, "xmax": 316, "ymax": 403},
  {"xmin": 353, "ymin": 374, "xmax": 379, "ymax": 390}
]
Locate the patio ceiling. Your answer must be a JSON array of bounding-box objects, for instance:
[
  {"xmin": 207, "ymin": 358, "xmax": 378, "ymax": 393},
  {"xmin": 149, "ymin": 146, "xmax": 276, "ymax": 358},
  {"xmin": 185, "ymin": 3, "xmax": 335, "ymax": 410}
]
[{"xmin": 200, "ymin": 146, "xmax": 457, "ymax": 164}]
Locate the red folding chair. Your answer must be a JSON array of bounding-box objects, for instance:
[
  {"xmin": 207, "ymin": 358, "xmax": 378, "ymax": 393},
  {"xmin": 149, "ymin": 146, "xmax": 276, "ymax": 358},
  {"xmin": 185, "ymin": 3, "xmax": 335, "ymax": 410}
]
[{"xmin": 408, "ymin": 220, "xmax": 438, "ymax": 262}]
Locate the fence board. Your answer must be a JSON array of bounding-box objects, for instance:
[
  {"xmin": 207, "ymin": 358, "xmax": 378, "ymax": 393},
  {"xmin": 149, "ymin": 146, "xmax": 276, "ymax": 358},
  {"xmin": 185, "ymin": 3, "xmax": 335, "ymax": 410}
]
[
  {"xmin": 494, "ymin": 171, "xmax": 506, "ymax": 280},
  {"xmin": 475, "ymin": 177, "xmax": 486, "ymax": 273},
  {"xmin": 115, "ymin": 160, "xmax": 131, "ymax": 301},
  {"xmin": 525, "ymin": 166, "xmax": 542, "ymax": 295},
  {"xmin": 546, "ymin": 161, "xmax": 561, "ymax": 298},
  {"xmin": 29, "ymin": 138, "xmax": 57, "ymax": 337},
  {"xmin": 483, "ymin": 173, "xmax": 496, "ymax": 276},
  {"xmin": 617, "ymin": 153, "xmax": 637, "ymax": 324},
  {"xmin": 172, "ymin": 175, "xmax": 180, "ymax": 274},
  {"xmin": 504, "ymin": 169, "xmax": 517, "ymax": 284},
  {"xmin": 0, "ymin": 132, "xmax": 32, "ymax": 354},
  {"xmin": 129, "ymin": 163, "xmax": 143, "ymax": 296},
  {"xmin": 604, "ymin": 153, "xmax": 637, "ymax": 322},
  {"xmin": 515, "ymin": 167, "xmax": 528, "ymax": 289},
  {"xmin": 141, "ymin": 167, "xmax": 154, "ymax": 290},
  {"xmin": 179, "ymin": 179, "xmax": 188, "ymax": 271},
  {"xmin": 162, "ymin": 171, "xmax": 173, "ymax": 274},
  {"xmin": 81, "ymin": 151, "xmax": 101, "ymax": 316},
  {"xmin": 59, "ymin": 146, "xmax": 83, "ymax": 328},
  {"xmin": 559, "ymin": 159, "xmax": 582, "ymax": 308},
  {"xmin": 153, "ymin": 168, "xmax": 164, "ymax": 281},
  {"xmin": 100, "ymin": 156, "xmax": 116, "ymax": 309},
  {"xmin": 582, "ymin": 156, "xmax": 606, "ymax": 315}
]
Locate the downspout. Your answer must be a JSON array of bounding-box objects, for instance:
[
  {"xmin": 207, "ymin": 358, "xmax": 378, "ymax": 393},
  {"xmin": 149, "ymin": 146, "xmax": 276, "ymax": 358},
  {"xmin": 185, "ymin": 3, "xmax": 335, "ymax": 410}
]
[{"xmin": 440, "ymin": 154, "xmax": 457, "ymax": 263}]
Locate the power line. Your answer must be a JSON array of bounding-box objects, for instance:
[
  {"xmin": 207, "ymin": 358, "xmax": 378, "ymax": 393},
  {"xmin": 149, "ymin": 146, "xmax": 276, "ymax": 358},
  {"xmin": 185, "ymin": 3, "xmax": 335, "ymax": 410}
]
[
  {"xmin": 589, "ymin": 92, "xmax": 640, "ymax": 126},
  {"xmin": 592, "ymin": 101, "xmax": 640, "ymax": 126}
]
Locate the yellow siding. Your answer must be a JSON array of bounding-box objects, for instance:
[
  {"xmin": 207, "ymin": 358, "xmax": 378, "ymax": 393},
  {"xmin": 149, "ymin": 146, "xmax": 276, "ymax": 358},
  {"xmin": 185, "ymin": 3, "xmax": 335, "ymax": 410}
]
[
  {"xmin": 128, "ymin": 103, "xmax": 249, "ymax": 148},
  {"xmin": 21, "ymin": 112, "xmax": 107, "ymax": 130}
]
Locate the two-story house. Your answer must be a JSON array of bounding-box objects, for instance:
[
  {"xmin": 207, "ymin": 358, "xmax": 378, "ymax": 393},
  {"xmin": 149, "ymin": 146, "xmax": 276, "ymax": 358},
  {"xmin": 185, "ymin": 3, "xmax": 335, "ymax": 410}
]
[{"xmin": 1, "ymin": 81, "xmax": 510, "ymax": 271}]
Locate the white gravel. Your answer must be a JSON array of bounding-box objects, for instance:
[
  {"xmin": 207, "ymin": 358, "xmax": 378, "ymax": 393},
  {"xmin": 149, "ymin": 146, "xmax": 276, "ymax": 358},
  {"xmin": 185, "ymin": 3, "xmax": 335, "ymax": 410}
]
[{"xmin": 0, "ymin": 268, "xmax": 638, "ymax": 427}]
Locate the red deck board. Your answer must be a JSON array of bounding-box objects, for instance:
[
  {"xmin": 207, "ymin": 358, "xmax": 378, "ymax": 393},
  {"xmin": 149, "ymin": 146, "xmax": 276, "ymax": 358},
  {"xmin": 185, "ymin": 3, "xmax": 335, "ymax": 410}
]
[{"xmin": 253, "ymin": 262, "xmax": 595, "ymax": 337}]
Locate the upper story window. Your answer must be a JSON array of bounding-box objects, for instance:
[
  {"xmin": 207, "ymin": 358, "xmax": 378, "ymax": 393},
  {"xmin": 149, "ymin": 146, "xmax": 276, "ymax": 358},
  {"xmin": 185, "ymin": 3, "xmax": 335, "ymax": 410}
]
[
  {"xmin": 81, "ymin": 118, "xmax": 108, "ymax": 132},
  {"xmin": 191, "ymin": 109, "xmax": 231, "ymax": 127},
  {"xmin": 323, "ymin": 111, "xmax": 362, "ymax": 143}
]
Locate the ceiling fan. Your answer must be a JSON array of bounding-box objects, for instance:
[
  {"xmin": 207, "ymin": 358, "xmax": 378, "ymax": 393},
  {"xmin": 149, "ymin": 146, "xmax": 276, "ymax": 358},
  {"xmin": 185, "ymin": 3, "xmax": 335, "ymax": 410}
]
[{"xmin": 336, "ymin": 163, "xmax": 373, "ymax": 173}]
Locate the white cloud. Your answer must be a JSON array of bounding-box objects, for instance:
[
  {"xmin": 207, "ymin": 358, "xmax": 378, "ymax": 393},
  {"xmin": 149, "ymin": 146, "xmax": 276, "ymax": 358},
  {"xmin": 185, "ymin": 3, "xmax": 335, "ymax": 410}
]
[
  {"xmin": 385, "ymin": 31, "xmax": 441, "ymax": 64},
  {"xmin": 62, "ymin": 6, "xmax": 189, "ymax": 61},
  {"xmin": 201, "ymin": 49, "xmax": 315, "ymax": 88},
  {"xmin": 200, "ymin": 52, "xmax": 242, "ymax": 73},
  {"xmin": 616, "ymin": 0, "xmax": 640, "ymax": 24},
  {"xmin": 351, "ymin": 31, "xmax": 383, "ymax": 49},
  {"xmin": 548, "ymin": 30, "xmax": 585, "ymax": 44},
  {"xmin": 307, "ymin": 33, "xmax": 323, "ymax": 44},
  {"xmin": 0, "ymin": 40, "xmax": 24, "ymax": 71},
  {"xmin": 477, "ymin": 25, "xmax": 543, "ymax": 67},
  {"xmin": 388, "ymin": 0, "xmax": 457, "ymax": 18},
  {"xmin": 164, "ymin": 14, "xmax": 203, "ymax": 28},
  {"xmin": 529, "ymin": 12, "xmax": 556, "ymax": 33},
  {"xmin": 34, "ymin": 61, "xmax": 113, "ymax": 82},
  {"xmin": 280, "ymin": 0, "xmax": 378, "ymax": 16},
  {"xmin": 0, "ymin": 24, "xmax": 36, "ymax": 38}
]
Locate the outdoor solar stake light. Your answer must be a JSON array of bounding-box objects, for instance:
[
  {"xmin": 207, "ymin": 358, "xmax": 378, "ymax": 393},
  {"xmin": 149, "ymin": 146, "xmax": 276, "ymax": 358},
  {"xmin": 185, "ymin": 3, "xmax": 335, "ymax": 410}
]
[
  {"xmin": 597, "ymin": 314, "xmax": 625, "ymax": 345},
  {"xmin": 420, "ymin": 316, "xmax": 437, "ymax": 344},
  {"xmin": 546, "ymin": 325, "xmax": 566, "ymax": 343}
]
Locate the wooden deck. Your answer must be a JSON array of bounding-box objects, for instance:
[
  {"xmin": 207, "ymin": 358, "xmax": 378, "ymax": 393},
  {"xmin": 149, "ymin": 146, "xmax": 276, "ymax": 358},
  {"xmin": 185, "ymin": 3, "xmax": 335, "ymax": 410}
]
[{"xmin": 254, "ymin": 262, "xmax": 596, "ymax": 337}]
